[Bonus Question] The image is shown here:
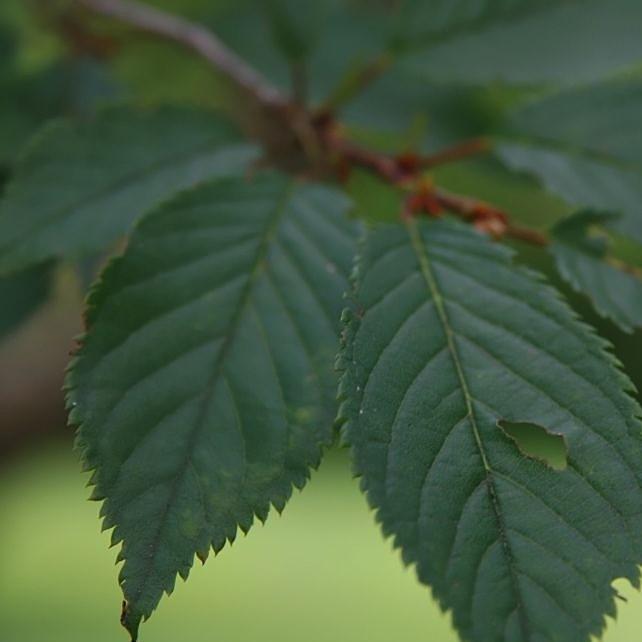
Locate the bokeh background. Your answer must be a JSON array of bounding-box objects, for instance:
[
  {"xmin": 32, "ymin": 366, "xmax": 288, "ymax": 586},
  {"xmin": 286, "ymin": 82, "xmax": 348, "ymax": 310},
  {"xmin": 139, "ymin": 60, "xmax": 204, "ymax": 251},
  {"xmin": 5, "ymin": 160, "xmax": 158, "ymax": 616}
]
[{"xmin": 1, "ymin": 2, "xmax": 642, "ymax": 641}]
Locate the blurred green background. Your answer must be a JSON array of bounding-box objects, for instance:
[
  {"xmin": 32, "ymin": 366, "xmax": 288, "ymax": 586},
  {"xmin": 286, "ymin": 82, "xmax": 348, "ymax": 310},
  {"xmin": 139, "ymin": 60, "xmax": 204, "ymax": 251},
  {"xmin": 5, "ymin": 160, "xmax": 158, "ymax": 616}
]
[
  {"xmin": 1, "ymin": 1, "xmax": 642, "ymax": 641},
  {"xmin": 2, "ymin": 442, "xmax": 641, "ymax": 642}
]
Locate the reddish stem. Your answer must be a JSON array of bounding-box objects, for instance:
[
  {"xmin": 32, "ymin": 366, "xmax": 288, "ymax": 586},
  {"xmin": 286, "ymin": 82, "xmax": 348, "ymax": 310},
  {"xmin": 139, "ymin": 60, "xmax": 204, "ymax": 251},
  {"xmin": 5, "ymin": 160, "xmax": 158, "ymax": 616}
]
[
  {"xmin": 418, "ymin": 137, "xmax": 491, "ymax": 169},
  {"xmin": 326, "ymin": 132, "xmax": 548, "ymax": 246}
]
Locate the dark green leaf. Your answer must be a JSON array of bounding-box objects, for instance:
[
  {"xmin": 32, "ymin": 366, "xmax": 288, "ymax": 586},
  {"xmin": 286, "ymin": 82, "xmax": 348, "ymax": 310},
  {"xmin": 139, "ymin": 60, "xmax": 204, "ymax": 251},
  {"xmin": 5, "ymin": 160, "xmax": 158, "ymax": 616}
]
[
  {"xmin": 392, "ymin": 0, "xmax": 562, "ymax": 46},
  {"xmin": 0, "ymin": 41, "xmax": 120, "ymax": 167},
  {"xmin": 0, "ymin": 107, "xmax": 257, "ymax": 275},
  {"xmin": 338, "ymin": 218, "xmax": 642, "ymax": 642},
  {"xmin": 400, "ymin": 0, "xmax": 642, "ymax": 86},
  {"xmin": 551, "ymin": 211, "xmax": 642, "ymax": 333},
  {"xmin": 342, "ymin": 72, "xmax": 494, "ymax": 151},
  {"xmin": 217, "ymin": 3, "xmax": 388, "ymax": 102},
  {"xmin": 497, "ymin": 80, "xmax": 642, "ymax": 243},
  {"xmin": 263, "ymin": 0, "xmax": 330, "ymax": 62},
  {"xmin": 67, "ymin": 172, "xmax": 359, "ymax": 640}
]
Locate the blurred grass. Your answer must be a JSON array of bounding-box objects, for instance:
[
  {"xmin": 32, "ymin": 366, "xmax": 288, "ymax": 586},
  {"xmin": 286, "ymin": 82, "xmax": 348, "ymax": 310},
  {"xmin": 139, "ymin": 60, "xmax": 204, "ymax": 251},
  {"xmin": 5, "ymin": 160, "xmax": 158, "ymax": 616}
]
[{"xmin": 1, "ymin": 444, "xmax": 641, "ymax": 642}]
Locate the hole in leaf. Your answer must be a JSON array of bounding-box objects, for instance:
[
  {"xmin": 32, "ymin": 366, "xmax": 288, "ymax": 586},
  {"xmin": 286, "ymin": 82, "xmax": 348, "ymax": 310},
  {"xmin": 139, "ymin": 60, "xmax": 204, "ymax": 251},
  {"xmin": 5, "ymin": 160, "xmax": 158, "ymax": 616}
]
[{"xmin": 498, "ymin": 420, "xmax": 568, "ymax": 471}]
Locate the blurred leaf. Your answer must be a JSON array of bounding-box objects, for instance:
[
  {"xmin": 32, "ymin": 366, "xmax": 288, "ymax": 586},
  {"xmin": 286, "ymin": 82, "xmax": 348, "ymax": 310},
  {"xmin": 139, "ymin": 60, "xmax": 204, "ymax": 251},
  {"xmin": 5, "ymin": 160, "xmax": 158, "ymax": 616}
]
[
  {"xmin": 306, "ymin": 6, "xmax": 389, "ymax": 102},
  {"xmin": 342, "ymin": 70, "xmax": 494, "ymax": 150},
  {"xmin": 496, "ymin": 79, "xmax": 642, "ymax": 244},
  {"xmin": 67, "ymin": 172, "xmax": 360, "ymax": 639},
  {"xmin": 400, "ymin": 0, "xmax": 642, "ymax": 86},
  {"xmin": 551, "ymin": 211, "xmax": 642, "ymax": 333},
  {"xmin": 211, "ymin": 9, "xmax": 291, "ymax": 92},
  {"xmin": 263, "ymin": 0, "xmax": 331, "ymax": 62},
  {"xmin": 339, "ymin": 217, "xmax": 642, "ymax": 642},
  {"xmin": 0, "ymin": 106, "xmax": 257, "ymax": 275},
  {"xmin": 0, "ymin": 0, "xmax": 119, "ymax": 159},
  {"xmin": 217, "ymin": 3, "xmax": 388, "ymax": 102},
  {"xmin": 0, "ymin": 263, "xmax": 51, "ymax": 339},
  {"xmin": 391, "ymin": 0, "xmax": 562, "ymax": 46},
  {"xmin": 0, "ymin": 56, "xmax": 120, "ymax": 166}
]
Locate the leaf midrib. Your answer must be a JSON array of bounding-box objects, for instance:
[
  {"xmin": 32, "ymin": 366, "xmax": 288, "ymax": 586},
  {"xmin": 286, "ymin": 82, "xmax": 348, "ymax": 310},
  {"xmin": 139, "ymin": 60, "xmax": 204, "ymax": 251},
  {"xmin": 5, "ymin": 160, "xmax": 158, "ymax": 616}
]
[
  {"xmin": 405, "ymin": 218, "xmax": 529, "ymax": 640},
  {"xmin": 124, "ymin": 180, "xmax": 294, "ymax": 617}
]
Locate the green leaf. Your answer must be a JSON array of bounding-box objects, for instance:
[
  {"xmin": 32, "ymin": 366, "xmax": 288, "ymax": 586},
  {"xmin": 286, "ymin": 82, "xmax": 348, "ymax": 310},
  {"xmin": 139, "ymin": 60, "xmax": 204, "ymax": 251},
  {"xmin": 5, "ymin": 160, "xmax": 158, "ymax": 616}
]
[
  {"xmin": 219, "ymin": 2, "xmax": 388, "ymax": 102},
  {"xmin": 66, "ymin": 172, "xmax": 359, "ymax": 640},
  {"xmin": 263, "ymin": 0, "xmax": 330, "ymax": 62},
  {"xmin": 0, "ymin": 107, "xmax": 257, "ymax": 276},
  {"xmin": 497, "ymin": 80, "xmax": 642, "ymax": 244},
  {"xmin": 551, "ymin": 211, "xmax": 642, "ymax": 333},
  {"xmin": 400, "ymin": 0, "xmax": 642, "ymax": 86},
  {"xmin": 0, "ymin": 263, "xmax": 52, "ymax": 339},
  {"xmin": 392, "ymin": 0, "xmax": 562, "ymax": 46},
  {"xmin": 342, "ymin": 72, "xmax": 493, "ymax": 151},
  {"xmin": 0, "ymin": 57, "xmax": 118, "ymax": 165},
  {"xmin": 338, "ymin": 218, "xmax": 642, "ymax": 642}
]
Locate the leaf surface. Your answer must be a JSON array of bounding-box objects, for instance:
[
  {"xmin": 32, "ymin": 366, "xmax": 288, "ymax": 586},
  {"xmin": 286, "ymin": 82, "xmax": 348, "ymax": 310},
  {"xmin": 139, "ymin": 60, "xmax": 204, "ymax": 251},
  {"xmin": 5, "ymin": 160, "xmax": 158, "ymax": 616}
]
[
  {"xmin": 67, "ymin": 172, "xmax": 358, "ymax": 640},
  {"xmin": 551, "ymin": 211, "xmax": 642, "ymax": 333},
  {"xmin": 497, "ymin": 80, "xmax": 642, "ymax": 243},
  {"xmin": 394, "ymin": 0, "xmax": 562, "ymax": 45},
  {"xmin": 263, "ymin": 0, "xmax": 329, "ymax": 61},
  {"xmin": 0, "ymin": 107, "xmax": 256, "ymax": 275},
  {"xmin": 400, "ymin": 0, "xmax": 642, "ymax": 86},
  {"xmin": 338, "ymin": 218, "xmax": 642, "ymax": 642}
]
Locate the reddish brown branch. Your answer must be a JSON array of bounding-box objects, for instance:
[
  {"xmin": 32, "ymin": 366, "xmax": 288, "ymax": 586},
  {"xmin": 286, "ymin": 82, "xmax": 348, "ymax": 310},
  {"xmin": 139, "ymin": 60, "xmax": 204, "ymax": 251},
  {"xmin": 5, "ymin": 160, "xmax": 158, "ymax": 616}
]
[
  {"xmin": 323, "ymin": 127, "xmax": 548, "ymax": 246},
  {"xmin": 432, "ymin": 188, "xmax": 549, "ymax": 245},
  {"xmin": 416, "ymin": 137, "xmax": 491, "ymax": 170},
  {"xmin": 502, "ymin": 224, "xmax": 550, "ymax": 247},
  {"xmin": 331, "ymin": 135, "xmax": 491, "ymax": 178},
  {"xmin": 331, "ymin": 138, "xmax": 404, "ymax": 182},
  {"xmin": 393, "ymin": 139, "xmax": 491, "ymax": 177}
]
